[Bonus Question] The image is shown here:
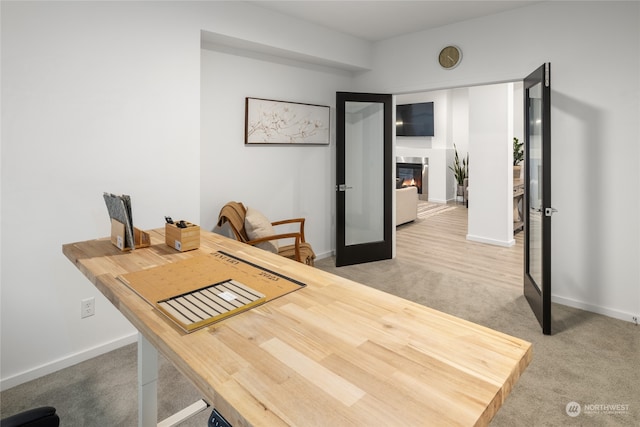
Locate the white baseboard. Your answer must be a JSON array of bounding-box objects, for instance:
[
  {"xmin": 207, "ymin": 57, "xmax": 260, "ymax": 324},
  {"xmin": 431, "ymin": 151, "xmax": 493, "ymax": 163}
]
[
  {"xmin": 0, "ymin": 332, "xmax": 138, "ymax": 391},
  {"xmin": 427, "ymin": 198, "xmax": 448, "ymax": 204},
  {"xmin": 315, "ymin": 250, "xmax": 334, "ymax": 261},
  {"xmin": 552, "ymin": 295, "xmax": 639, "ymax": 324},
  {"xmin": 466, "ymin": 234, "xmax": 515, "ymax": 247}
]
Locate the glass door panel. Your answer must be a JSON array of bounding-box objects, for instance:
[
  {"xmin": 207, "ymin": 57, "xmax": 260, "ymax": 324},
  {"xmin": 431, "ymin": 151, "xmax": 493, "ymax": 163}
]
[
  {"xmin": 528, "ymin": 83, "xmax": 543, "ymax": 287},
  {"xmin": 345, "ymin": 101, "xmax": 385, "ymax": 246}
]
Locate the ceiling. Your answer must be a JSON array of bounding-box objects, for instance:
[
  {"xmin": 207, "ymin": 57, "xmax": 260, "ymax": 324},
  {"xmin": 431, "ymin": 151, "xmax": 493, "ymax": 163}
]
[{"xmin": 248, "ymin": 1, "xmax": 541, "ymax": 42}]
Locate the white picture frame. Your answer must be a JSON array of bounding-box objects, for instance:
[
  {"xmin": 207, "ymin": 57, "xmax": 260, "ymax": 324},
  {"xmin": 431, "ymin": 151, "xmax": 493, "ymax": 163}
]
[{"xmin": 245, "ymin": 97, "xmax": 330, "ymax": 145}]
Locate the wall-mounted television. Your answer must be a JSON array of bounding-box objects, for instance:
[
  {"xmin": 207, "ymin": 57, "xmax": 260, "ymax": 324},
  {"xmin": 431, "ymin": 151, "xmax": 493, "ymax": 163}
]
[{"xmin": 396, "ymin": 102, "xmax": 434, "ymax": 137}]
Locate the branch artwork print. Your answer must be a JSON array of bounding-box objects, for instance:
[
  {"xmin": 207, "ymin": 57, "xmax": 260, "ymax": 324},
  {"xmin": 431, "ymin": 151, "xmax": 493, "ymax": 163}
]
[{"xmin": 245, "ymin": 98, "xmax": 330, "ymax": 145}]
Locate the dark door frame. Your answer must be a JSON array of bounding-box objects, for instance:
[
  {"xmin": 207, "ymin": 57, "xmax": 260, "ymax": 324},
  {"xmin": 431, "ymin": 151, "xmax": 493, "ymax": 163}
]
[
  {"xmin": 335, "ymin": 92, "xmax": 393, "ymax": 267},
  {"xmin": 523, "ymin": 63, "xmax": 552, "ymax": 335}
]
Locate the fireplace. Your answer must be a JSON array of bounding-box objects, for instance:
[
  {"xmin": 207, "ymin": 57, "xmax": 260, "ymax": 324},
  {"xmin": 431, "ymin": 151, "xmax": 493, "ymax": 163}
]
[{"xmin": 396, "ymin": 156, "xmax": 429, "ymax": 201}]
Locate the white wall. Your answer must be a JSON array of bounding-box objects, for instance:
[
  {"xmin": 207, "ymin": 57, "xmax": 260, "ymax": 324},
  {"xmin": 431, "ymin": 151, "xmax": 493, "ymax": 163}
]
[
  {"xmin": 356, "ymin": 1, "xmax": 640, "ymax": 322},
  {"xmin": 395, "ymin": 91, "xmax": 446, "ymax": 150},
  {"xmin": 0, "ymin": 1, "xmax": 365, "ymax": 389},
  {"xmin": 196, "ymin": 2, "xmax": 371, "ymax": 72},
  {"xmin": 1, "ymin": 1, "xmax": 203, "ymax": 389},
  {"xmin": 200, "ymin": 46, "xmax": 353, "ymax": 256},
  {"xmin": 466, "ymin": 84, "xmax": 513, "ymax": 246}
]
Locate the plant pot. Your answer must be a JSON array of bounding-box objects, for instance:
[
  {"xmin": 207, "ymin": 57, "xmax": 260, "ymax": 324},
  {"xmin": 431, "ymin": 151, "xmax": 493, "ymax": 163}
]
[
  {"xmin": 513, "ymin": 165, "xmax": 522, "ymax": 180},
  {"xmin": 456, "ymin": 184, "xmax": 465, "ymax": 202}
]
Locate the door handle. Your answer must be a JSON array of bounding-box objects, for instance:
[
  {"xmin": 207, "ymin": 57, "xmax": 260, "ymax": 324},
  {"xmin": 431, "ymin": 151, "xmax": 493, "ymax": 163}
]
[
  {"xmin": 531, "ymin": 207, "xmax": 557, "ymax": 216},
  {"xmin": 337, "ymin": 184, "xmax": 353, "ymax": 192}
]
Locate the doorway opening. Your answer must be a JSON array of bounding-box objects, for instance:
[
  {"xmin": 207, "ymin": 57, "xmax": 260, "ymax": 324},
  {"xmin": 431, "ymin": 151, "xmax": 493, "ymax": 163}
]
[
  {"xmin": 394, "ymin": 81, "xmax": 525, "ymax": 281},
  {"xmin": 395, "ymin": 82, "xmax": 523, "ymax": 230}
]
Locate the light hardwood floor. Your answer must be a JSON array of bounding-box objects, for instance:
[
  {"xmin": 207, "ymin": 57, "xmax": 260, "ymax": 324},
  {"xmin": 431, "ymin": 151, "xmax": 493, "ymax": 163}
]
[{"xmin": 396, "ymin": 203, "xmax": 524, "ymax": 290}]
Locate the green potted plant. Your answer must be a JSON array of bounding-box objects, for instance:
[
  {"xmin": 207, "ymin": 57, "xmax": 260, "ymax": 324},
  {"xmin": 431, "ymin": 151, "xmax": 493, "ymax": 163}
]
[
  {"xmin": 513, "ymin": 137, "xmax": 524, "ymax": 179},
  {"xmin": 449, "ymin": 144, "xmax": 468, "ymax": 200}
]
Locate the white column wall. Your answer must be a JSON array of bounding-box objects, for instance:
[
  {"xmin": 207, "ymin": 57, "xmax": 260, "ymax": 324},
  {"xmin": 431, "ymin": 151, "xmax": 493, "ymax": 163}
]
[{"xmin": 466, "ymin": 84, "xmax": 513, "ymax": 246}]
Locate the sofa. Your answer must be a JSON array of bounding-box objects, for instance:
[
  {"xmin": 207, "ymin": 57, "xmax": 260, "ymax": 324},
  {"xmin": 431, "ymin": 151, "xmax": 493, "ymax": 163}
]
[{"xmin": 396, "ymin": 186, "xmax": 418, "ymax": 225}]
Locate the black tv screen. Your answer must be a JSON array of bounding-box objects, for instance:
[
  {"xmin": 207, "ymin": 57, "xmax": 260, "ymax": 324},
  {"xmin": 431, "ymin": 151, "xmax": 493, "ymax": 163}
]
[{"xmin": 396, "ymin": 102, "xmax": 434, "ymax": 136}]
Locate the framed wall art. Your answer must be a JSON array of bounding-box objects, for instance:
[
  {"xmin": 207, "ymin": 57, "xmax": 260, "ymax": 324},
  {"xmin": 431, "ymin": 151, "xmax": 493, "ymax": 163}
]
[{"xmin": 245, "ymin": 97, "xmax": 330, "ymax": 145}]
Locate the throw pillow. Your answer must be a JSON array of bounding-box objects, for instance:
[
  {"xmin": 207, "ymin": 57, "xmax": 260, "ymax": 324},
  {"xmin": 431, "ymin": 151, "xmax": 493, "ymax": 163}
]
[{"xmin": 244, "ymin": 207, "xmax": 279, "ymax": 254}]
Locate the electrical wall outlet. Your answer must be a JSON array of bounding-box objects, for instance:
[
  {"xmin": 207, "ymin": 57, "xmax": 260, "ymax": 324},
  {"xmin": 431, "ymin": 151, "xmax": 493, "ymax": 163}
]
[{"xmin": 81, "ymin": 297, "xmax": 95, "ymax": 318}]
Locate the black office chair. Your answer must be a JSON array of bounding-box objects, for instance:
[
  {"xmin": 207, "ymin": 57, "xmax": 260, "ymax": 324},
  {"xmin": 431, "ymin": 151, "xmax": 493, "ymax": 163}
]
[{"xmin": 0, "ymin": 407, "xmax": 59, "ymax": 427}]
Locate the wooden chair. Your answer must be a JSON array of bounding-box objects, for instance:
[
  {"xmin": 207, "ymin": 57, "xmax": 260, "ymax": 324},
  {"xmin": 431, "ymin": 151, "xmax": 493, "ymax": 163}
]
[{"xmin": 217, "ymin": 202, "xmax": 315, "ymax": 266}]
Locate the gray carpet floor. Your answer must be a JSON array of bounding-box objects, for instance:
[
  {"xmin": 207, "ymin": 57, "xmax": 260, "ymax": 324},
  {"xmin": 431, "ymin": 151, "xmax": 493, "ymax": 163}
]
[{"xmin": 2, "ymin": 219, "xmax": 639, "ymax": 425}]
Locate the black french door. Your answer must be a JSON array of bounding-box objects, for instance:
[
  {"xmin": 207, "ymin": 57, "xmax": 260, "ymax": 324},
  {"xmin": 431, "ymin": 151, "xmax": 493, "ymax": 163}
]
[
  {"xmin": 523, "ymin": 63, "xmax": 553, "ymax": 335},
  {"xmin": 335, "ymin": 92, "xmax": 393, "ymax": 267}
]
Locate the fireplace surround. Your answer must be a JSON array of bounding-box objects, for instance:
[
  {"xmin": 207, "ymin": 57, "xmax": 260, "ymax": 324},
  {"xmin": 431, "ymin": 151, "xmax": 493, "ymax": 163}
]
[{"xmin": 396, "ymin": 156, "xmax": 429, "ymax": 201}]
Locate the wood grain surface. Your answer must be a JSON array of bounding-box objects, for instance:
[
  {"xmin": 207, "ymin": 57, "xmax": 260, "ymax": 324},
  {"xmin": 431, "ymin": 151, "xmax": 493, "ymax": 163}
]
[{"xmin": 63, "ymin": 228, "xmax": 532, "ymax": 426}]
